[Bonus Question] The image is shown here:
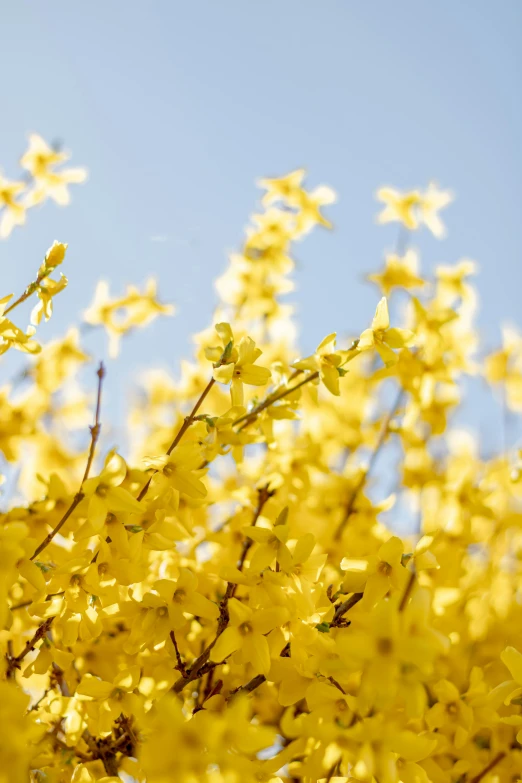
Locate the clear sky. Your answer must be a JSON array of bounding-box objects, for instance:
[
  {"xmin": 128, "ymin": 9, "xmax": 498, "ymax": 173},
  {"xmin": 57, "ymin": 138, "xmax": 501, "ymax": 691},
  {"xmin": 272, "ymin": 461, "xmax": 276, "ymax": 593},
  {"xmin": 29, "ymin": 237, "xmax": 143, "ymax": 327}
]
[{"xmin": 1, "ymin": 0, "xmax": 521, "ymax": 446}]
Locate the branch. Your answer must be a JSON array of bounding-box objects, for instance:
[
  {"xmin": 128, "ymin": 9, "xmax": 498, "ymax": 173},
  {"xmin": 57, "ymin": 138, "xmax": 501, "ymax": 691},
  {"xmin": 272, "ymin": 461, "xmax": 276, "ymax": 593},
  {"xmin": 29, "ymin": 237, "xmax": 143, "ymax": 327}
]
[
  {"xmin": 4, "ymin": 272, "xmax": 47, "ymax": 317},
  {"xmin": 399, "ymin": 569, "xmax": 416, "ymax": 612},
  {"xmin": 469, "ymin": 752, "xmax": 506, "ymax": 783},
  {"xmin": 331, "ymin": 592, "xmax": 363, "ymax": 626},
  {"xmin": 5, "ymin": 616, "xmax": 54, "ymax": 678},
  {"xmin": 137, "ymin": 376, "xmax": 215, "ymax": 502},
  {"xmin": 233, "ymin": 371, "xmax": 319, "ymax": 430},
  {"xmin": 169, "ymin": 630, "xmax": 188, "ymax": 677},
  {"xmin": 229, "ymin": 673, "xmax": 266, "ymax": 698},
  {"xmin": 30, "ymin": 362, "xmax": 105, "ymax": 561},
  {"xmin": 171, "ymin": 486, "xmax": 274, "ymax": 694},
  {"xmin": 228, "ymin": 643, "xmax": 290, "ymax": 700}
]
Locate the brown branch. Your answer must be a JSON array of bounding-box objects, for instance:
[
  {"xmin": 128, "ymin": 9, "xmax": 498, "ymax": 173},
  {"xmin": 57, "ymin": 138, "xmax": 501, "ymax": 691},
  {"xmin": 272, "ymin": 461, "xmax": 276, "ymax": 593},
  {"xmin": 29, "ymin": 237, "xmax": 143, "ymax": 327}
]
[
  {"xmin": 325, "ymin": 760, "xmax": 341, "ymax": 782},
  {"xmin": 172, "ymin": 486, "xmax": 274, "ymax": 695},
  {"xmin": 233, "ymin": 371, "xmax": 319, "ymax": 430},
  {"xmin": 233, "ymin": 343, "xmax": 359, "ymax": 432},
  {"xmin": 169, "ymin": 630, "xmax": 188, "ymax": 677},
  {"xmin": 328, "ymin": 676, "xmax": 346, "ymax": 694},
  {"xmin": 331, "ymin": 592, "xmax": 363, "ymax": 627},
  {"xmin": 229, "ymin": 673, "xmax": 266, "ymax": 697},
  {"xmin": 228, "ymin": 643, "xmax": 292, "ymax": 700},
  {"xmin": 52, "ymin": 736, "xmax": 92, "ymax": 763},
  {"xmin": 231, "ymin": 485, "xmax": 275, "ymax": 594},
  {"xmin": 5, "ymin": 616, "xmax": 54, "ymax": 678},
  {"xmin": 399, "ymin": 569, "xmax": 416, "ymax": 612},
  {"xmin": 81, "ymin": 716, "xmax": 137, "ymax": 777},
  {"xmin": 81, "ymin": 362, "xmax": 105, "ymax": 483},
  {"xmin": 30, "ymin": 363, "xmax": 106, "ymax": 561},
  {"xmin": 469, "ymin": 752, "xmax": 506, "ymax": 783},
  {"xmin": 137, "ymin": 376, "xmax": 215, "ymax": 501}
]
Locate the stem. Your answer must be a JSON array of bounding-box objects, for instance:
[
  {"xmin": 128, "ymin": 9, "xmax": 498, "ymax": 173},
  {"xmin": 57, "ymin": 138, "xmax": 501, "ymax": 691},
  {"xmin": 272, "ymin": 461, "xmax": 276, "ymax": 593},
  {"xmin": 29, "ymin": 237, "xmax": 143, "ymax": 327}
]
[
  {"xmin": 30, "ymin": 362, "xmax": 106, "ymax": 561},
  {"xmin": 229, "ymin": 673, "xmax": 266, "ymax": 698},
  {"xmin": 228, "ymin": 641, "xmax": 291, "ymax": 699},
  {"xmin": 331, "ymin": 592, "xmax": 363, "ymax": 626},
  {"xmin": 399, "ymin": 569, "xmax": 416, "ymax": 612},
  {"xmin": 136, "ymin": 377, "xmax": 215, "ymax": 502},
  {"xmin": 233, "ymin": 371, "xmax": 319, "ymax": 429},
  {"xmin": 229, "ymin": 486, "xmax": 274, "ymax": 599},
  {"xmin": 469, "ymin": 752, "xmax": 506, "ymax": 783},
  {"xmin": 169, "ymin": 630, "xmax": 187, "ymax": 676},
  {"xmin": 5, "ymin": 616, "xmax": 54, "ymax": 678},
  {"xmin": 172, "ymin": 486, "xmax": 273, "ymax": 694},
  {"xmin": 4, "ymin": 274, "xmax": 46, "ymax": 317}
]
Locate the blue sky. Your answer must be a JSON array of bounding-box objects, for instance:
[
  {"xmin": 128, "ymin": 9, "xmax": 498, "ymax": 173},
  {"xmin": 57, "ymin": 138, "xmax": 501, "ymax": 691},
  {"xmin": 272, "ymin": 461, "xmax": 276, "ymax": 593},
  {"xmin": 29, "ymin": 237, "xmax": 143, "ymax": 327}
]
[{"xmin": 1, "ymin": 0, "xmax": 521, "ymax": 447}]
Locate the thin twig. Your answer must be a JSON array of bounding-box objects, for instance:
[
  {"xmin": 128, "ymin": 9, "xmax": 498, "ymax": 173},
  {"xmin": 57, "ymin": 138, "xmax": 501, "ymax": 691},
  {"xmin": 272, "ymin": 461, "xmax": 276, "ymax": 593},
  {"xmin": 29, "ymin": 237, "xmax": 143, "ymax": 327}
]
[
  {"xmin": 399, "ymin": 569, "xmax": 416, "ymax": 612},
  {"xmin": 30, "ymin": 362, "xmax": 105, "ymax": 561},
  {"xmin": 136, "ymin": 376, "xmax": 215, "ymax": 502},
  {"xmin": 233, "ymin": 371, "xmax": 319, "ymax": 429},
  {"xmin": 331, "ymin": 592, "xmax": 363, "ymax": 626},
  {"xmin": 4, "ymin": 270, "xmax": 47, "ymax": 317},
  {"xmin": 328, "ymin": 676, "xmax": 346, "ymax": 694},
  {"xmin": 227, "ymin": 641, "xmax": 291, "ymax": 699},
  {"xmin": 81, "ymin": 362, "xmax": 105, "ymax": 483},
  {"xmin": 5, "ymin": 616, "xmax": 54, "ymax": 678},
  {"xmin": 231, "ymin": 485, "xmax": 274, "ymax": 596},
  {"xmin": 169, "ymin": 630, "xmax": 187, "ymax": 676},
  {"xmin": 469, "ymin": 752, "xmax": 506, "ymax": 783},
  {"xmin": 172, "ymin": 487, "xmax": 274, "ymax": 694},
  {"xmin": 229, "ymin": 673, "xmax": 266, "ymax": 698}
]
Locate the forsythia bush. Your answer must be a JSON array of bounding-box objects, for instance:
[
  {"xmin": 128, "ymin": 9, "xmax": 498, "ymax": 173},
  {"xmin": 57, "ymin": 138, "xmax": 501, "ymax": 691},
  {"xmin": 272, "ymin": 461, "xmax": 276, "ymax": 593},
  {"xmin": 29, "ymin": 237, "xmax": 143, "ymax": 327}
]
[{"xmin": 1, "ymin": 141, "xmax": 522, "ymax": 783}]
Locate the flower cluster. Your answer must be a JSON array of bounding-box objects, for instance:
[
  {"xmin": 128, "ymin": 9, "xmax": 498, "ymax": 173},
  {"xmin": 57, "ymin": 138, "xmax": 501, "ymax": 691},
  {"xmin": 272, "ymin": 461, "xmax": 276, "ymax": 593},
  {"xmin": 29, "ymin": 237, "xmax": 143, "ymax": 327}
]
[
  {"xmin": 1, "ymin": 146, "xmax": 521, "ymax": 783},
  {"xmin": 0, "ymin": 134, "xmax": 87, "ymax": 238}
]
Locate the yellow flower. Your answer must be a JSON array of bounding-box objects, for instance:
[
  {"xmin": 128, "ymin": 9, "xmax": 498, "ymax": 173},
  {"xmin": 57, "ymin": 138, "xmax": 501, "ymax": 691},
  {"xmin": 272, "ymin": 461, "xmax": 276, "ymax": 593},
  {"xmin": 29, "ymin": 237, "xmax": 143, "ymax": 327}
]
[
  {"xmin": 0, "ymin": 305, "xmax": 41, "ymax": 355},
  {"xmin": 245, "ymin": 507, "xmax": 293, "ymax": 572},
  {"xmin": 368, "ymin": 250, "xmax": 424, "ymax": 296},
  {"xmin": 258, "ymin": 168, "xmax": 306, "ymax": 207},
  {"xmin": 210, "ymin": 598, "xmax": 289, "ymax": 674},
  {"xmin": 501, "ymin": 646, "xmax": 522, "ymax": 701},
  {"xmin": 376, "ymin": 187, "xmax": 422, "ymax": 230},
  {"xmin": 376, "ymin": 183, "xmax": 452, "ymax": 237},
  {"xmin": 419, "ymin": 182, "xmax": 453, "ymax": 238},
  {"xmin": 358, "ymin": 297, "xmax": 414, "ymax": 367},
  {"xmin": 82, "ymin": 453, "xmax": 143, "ymax": 531},
  {"xmin": 208, "ymin": 323, "xmax": 272, "ymax": 406},
  {"xmin": 435, "ymin": 259, "xmax": 476, "ymax": 306},
  {"xmin": 144, "ymin": 442, "xmax": 208, "ymax": 499},
  {"xmin": 30, "ymin": 272, "xmax": 68, "ymax": 325},
  {"xmin": 20, "ymin": 133, "xmax": 87, "ymax": 206},
  {"xmin": 295, "ymin": 184, "xmax": 337, "ymax": 234},
  {"xmin": 425, "ymin": 679, "xmax": 474, "ymax": 748},
  {"xmin": 0, "ymin": 172, "xmax": 26, "ymax": 238},
  {"xmin": 294, "ymin": 332, "xmax": 351, "ymax": 395},
  {"xmin": 341, "ymin": 535, "xmax": 408, "ymax": 605},
  {"xmin": 153, "ymin": 567, "xmax": 219, "ymax": 628},
  {"xmin": 76, "ymin": 666, "xmax": 142, "ymax": 733},
  {"xmin": 485, "ymin": 327, "xmax": 522, "ymax": 413},
  {"xmin": 0, "ymin": 683, "xmax": 44, "ymax": 782},
  {"xmin": 83, "ymin": 278, "xmax": 174, "ymax": 357}
]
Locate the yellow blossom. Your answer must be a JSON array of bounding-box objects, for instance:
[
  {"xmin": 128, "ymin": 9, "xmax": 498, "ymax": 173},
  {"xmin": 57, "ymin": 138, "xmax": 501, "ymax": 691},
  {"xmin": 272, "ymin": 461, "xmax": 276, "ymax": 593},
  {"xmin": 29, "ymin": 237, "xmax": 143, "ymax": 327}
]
[
  {"xmin": 357, "ymin": 296, "xmax": 414, "ymax": 367},
  {"xmin": 21, "ymin": 133, "xmax": 87, "ymax": 206},
  {"xmin": 0, "ymin": 172, "xmax": 26, "ymax": 238}
]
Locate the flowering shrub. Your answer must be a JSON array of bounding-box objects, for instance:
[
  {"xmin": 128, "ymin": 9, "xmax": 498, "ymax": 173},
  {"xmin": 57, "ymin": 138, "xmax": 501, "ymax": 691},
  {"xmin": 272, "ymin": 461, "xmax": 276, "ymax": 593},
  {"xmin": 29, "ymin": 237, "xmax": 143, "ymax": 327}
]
[{"xmin": 1, "ymin": 145, "xmax": 522, "ymax": 783}]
